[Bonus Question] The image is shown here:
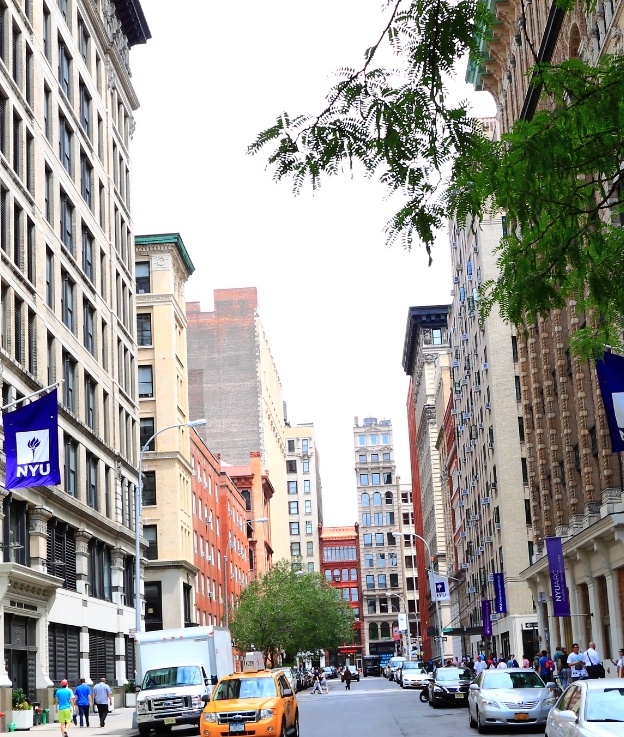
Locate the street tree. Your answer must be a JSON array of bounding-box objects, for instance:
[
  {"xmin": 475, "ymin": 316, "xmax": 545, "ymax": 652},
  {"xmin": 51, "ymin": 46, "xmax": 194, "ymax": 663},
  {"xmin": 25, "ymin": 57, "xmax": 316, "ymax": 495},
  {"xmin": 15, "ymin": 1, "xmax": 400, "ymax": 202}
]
[
  {"xmin": 250, "ymin": 0, "xmax": 624, "ymax": 357},
  {"xmin": 230, "ymin": 560, "xmax": 354, "ymax": 666}
]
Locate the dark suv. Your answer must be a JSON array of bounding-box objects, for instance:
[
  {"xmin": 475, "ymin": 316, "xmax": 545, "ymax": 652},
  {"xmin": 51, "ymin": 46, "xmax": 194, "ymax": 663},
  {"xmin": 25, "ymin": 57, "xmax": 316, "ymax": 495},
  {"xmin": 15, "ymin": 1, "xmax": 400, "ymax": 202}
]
[{"xmin": 427, "ymin": 667, "xmax": 473, "ymax": 707}]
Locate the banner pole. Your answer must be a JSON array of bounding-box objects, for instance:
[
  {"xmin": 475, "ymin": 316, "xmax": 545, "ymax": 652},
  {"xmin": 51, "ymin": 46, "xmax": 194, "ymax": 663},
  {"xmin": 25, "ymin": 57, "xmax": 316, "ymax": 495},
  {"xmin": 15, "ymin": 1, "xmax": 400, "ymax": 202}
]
[{"xmin": 1, "ymin": 381, "xmax": 64, "ymax": 413}]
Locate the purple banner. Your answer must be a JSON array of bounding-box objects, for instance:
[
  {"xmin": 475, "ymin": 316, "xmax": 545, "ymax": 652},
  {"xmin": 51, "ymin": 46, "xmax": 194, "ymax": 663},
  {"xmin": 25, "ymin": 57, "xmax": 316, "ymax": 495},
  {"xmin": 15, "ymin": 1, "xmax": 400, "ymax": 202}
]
[
  {"xmin": 493, "ymin": 573, "xmax": 507, "ymax": 613},
  {"xmin": 481, "ymin": 599, "xmax": 492, "ymax": 637},
  {"xmin": 545, "ymin": 536, "xmax": 571, "ymax": 617}
]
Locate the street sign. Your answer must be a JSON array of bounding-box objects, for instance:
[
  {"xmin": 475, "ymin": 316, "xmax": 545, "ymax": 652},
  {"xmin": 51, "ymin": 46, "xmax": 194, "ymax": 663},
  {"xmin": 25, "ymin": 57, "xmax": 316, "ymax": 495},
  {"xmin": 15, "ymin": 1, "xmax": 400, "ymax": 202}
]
[
  {"xmin": 524, "ymin": 622, "xmax": 539, "ymax": 629},
  {"xmin": 434, "ymin": 636, "xmax": 448, "ymax": 642},
  {"xmin": 442, "ymin": 627, "xmax": 454, "ymax": 633},
  {"xmin": 392, "ymin": 626, "xmax": 401, "ymax": 641}
]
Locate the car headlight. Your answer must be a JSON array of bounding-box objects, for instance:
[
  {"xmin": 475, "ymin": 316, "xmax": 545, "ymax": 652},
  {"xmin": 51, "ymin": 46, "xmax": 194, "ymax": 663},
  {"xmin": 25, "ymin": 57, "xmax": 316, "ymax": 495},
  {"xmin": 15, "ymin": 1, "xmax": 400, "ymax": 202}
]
[
  {"xmin": 434, "ymin": 686, "xmax": 445, "ymax": 693},
  {"xmin": 191, "ymin": 697, "xmax": 203, "ymax": 709},
  {"xmin": 482, "ymin": 699, "xmax": 500, "ymax": 708},
  {"xmin": 202, "ymin": 713, "xmax": 217, "ymax": 723},
  {"xmin": 260, "ymin": 709, "xmax": 276, "ymax": 720},
  {"xmin": 542, "ymin": 697, "xmax": 557, "ymax": 708},
  {"xmin": 137, "ymin": 703, "xmax": 146, "ymax": 714}
]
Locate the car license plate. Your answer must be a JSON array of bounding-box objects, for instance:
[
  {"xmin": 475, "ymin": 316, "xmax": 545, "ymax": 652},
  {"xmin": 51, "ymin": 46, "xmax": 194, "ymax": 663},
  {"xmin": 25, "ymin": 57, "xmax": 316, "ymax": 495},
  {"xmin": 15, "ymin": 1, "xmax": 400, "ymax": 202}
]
[
  {"xmin": 455, "ymin": 693, "xmax": 465, "ymax": 699},
  {"xmin": 229, "ymin": 723, "xmax": 244, "ymax": 734},
  {"xmin": 514, "ymin": 713, "xmax": 529, "ymax": 721},
  {"xmin": 163, "ymin": 718, "xmax": 176, "ymax": 725}
]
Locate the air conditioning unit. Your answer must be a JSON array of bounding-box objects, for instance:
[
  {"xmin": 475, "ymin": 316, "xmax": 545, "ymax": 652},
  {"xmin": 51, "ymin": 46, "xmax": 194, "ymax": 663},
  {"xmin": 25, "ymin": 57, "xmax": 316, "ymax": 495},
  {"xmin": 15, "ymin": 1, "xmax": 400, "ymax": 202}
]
[
  {"xmin": 474, "ymin": 384, "xmax": 481, "ymax": 392},
  {"xmin": 470, "ymin": 514, "xmax": 480, "ymax": 521},
  {"xmin": 495, "ymin": 522, "xmax": 501, "ymax": 530},
  {"xmin": 459, "ymin": 532, "xmax": 467, "ymax": 538},
  {"xmin": 461, "ymin": 334, "xmax": 469, "ymax": 341},
  {"xmin": 482, "ymin": 362, "xmax": 489, "ymax": 371},
  {"xmin": 478, "ymin": 423, "xmax": 484, "ymax": 430},
  {"xmin": 458, "ymin": 501, "xmax": 465, "ymax": 507},
  {"xmin": 450, "ymin": 409, "xmax": 458, "ymax": 415},
  {"xmin": 487, "ymin": 573, "xmax": 494, "ymax": 582},
  {"xmin": 488, "ymin": 441, "xmax": 494, "ymax": 449},
  {"xmin": 478, "ymin": 546, "xmax": 485, "ymax": 553},
  {"xmin": 490, "ymin": 482, "xmax": 497, "ymax": 490},
  {"xmin": 452, "ymin": 360, "xmax": 459, "ymax": 368},
  {"xmin": 490, "ymin": 613, "xmax": 500, "ymax": 622},
  {"xmin": 461, "ymin": 563, "xmax": 470, "ymax": 570},
  {"xmin": 462, "ymin": 412, "xmax": 472, "ymax": 420},
  {"xmin": 461, "ymin": 488, "xmax": 469, "ymax": 496},
  {"xmin": 470, "ymin": 481, "xmax": 476, "ymax": 487},
  {"xmin": 485, "ymin": 402, "xmax": 492, "ymax": 410},
  {"xmin": 485, "ymin": 536, "xmax": 493, "ymax": 543},
  {"xmin": 468, "ymin": 587, "xmax": 476, "ymax": 594},
  {"xmin": 481, "ymin": 497, "xmax": 490, "ymax": 505},
  {"xmin": 453, "ymin": 275, "xmax": 460, "ymax": 283},
  {"xmin": 461, "ymin": 379, "xmax": 468, "ymax": 386}
]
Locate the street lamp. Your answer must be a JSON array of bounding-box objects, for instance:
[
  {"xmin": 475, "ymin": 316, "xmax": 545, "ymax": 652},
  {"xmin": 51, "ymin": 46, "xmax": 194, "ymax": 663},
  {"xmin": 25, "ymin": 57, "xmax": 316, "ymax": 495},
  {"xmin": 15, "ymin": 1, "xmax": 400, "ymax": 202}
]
[
  {"xmin": 384, "ymin": 591, "xmax": 411, "ymax": 661},
  {"xmin": 134, "ymin": 419, "xmax": 207, "ymax": 635},
  {"xmin": 395, "ymin": 530, "xmax": 445, "ymax": 665},
  {"xmin": 224, "ymin": 517, "xmax": 268, "ymax": 629}
]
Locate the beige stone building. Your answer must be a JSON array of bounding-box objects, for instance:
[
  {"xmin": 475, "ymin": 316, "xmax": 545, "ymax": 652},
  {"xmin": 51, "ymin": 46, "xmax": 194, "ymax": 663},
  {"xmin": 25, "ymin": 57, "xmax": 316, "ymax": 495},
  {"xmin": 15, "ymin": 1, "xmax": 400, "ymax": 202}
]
[
  {"xmin": 467, "ymin": 0, "xmax": 624, "ymax": 658},
  {"xmin": 285, "ymin": 423, "xmax": 323, "ymax": 572},
  {"xmin": 0, "ymin": 0, "xmax": 149, "ymax": 709},
  {"xmin": 134, "ymin": 233, "xmax": 198, "ymax": 630}
]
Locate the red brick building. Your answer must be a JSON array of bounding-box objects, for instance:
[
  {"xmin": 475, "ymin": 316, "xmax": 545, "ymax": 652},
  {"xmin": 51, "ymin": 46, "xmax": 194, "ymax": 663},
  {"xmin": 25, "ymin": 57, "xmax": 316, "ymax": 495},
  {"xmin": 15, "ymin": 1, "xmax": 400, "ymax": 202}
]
[{"xmin": 319, "ymin": 525, "xmax": 363, "ymax": 668}]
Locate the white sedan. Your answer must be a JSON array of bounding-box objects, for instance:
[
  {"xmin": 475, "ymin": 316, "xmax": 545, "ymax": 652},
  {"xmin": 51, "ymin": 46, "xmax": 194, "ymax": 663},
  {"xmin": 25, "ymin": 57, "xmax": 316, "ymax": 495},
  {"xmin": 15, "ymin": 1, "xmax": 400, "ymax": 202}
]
[{"xmin": 546, "ymin": 679, "xmax": 624, "ymax": 737}]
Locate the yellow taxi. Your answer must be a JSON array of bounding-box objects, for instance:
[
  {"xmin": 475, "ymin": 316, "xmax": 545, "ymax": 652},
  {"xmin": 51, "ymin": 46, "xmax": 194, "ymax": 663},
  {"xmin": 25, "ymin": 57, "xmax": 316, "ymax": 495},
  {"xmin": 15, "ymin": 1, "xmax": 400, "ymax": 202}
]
[{"xmin": 200, "ymin": 653, "xmax": 299, "ymax": 737}]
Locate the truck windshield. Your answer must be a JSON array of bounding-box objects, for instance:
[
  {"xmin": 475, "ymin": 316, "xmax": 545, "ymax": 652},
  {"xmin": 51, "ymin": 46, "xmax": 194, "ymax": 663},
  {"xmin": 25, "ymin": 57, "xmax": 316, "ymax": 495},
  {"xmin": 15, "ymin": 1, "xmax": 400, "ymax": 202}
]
[
  {"xmin": 213, "ymin": 678, "xmax": 277, "ymax": 700},
  {"xmin": 142, "ymin": 666, "xmax": 203, "ymax": 690}
]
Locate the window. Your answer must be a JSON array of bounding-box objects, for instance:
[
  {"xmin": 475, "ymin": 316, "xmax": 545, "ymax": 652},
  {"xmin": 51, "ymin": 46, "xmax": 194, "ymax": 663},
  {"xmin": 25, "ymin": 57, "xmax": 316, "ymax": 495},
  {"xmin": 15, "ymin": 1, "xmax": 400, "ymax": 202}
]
[
  {"xmin": 380, "ymin": 622, "xmax": 391, "ymax": 639},
  {"xmin": 140, "ymin": 417, "xmax": 155, "ymax": 451},
  {"xmin": 86, "ymin": 453, "xmax": 98, "ymax": 509},
  {"xmin": 59, "ymin": 116, "xmax": 72, "ymax": 172},
  {"xmin": 83, "ymin": 301, "xmax": 95, "ymax": 354},
  {"xmin": 79, "ymin": 82, "xmax": 90, "ymax": 136},
  {"xmin": 376, "ymin": 552, "xmax": 385, "ymax": 567},
  {"xmin": 363, "ymin": 533, "xmax": 372, "ymax": 547},
  {"xmin": 60, "ymin": 193, "xmax": 73, "ymax": 251},
  {"xmin": 385, "ymin": 491, "xmax": 393, "ymax": 504},
  {"xmin": 287, "ymin": 480, "xmax": 297, "ymax": 494},
  {"xmin": 383, "ymin": 452, "xmax": 390, "ymax": 461},
  {"xmin": 518, "ymin": 416, "xmax": 525, "ymax": 442},
  {"xmin": 305, "ymin": 521, "xmax": 312, "ymax": 534},
  {"xmin": 302, "ymin": 459, "xmax": 309, "ymax": 473},
  {"xmin": 290, "ymin": 542, "xmax": 300, "ymax": 557},
  {"xmin": 383, "ymin": 472, "xmax": 393, "ymax": 484},
  {"xmin": 80, "ymin": 152, "xmax": 92, "ymax": 206},
  {"xmin": 61, "ymin": 271, "xmax": 74, "ymax": 330},
  {"xmin": 58, "ymin": 40, "xmax": 70, "ymax": 96},
  {"xmin": 47, "ymin": 519, "xmax": 77, "ymax": 590},
  {"xmin": 84, "ymin": 374, "xmax": 95, "ymax": 428},
  {"xmin": 358, "ymin": 435, "xmax": 365, "ymax": 446},
  {"xmin": 289, "ymin": 522, "xmax": 299, "ymax": 535},
  {"xmin": 78, "ymin": 19, "xmax": 89, "ymax": 63},
  {"xmin": 135, "ymin": 314, "xmax": 153, "ymax": 347},
  {"xmin": 362, "ymin": 513, "xmax": 371, "ymax": 526},
  {"xmin": 135, "ymin": 261, "xmax": 150, "ymax": 293},
  {"xmin": 372, "ymin": 473, "xmax": 381, "ymax": 485},
  {"xmin": 381, "ymin": 433, "xmax": 390, "ymax": 444},
  {"xmin": 303, "ymin": 479, "xmax": 310, "ymax": 493},
  {"xmin": 359, "ymin": 473, "xmax": 369, "ymax": 486},
  {"xmin": 374, "ymin": 512, "xmax": 383, "ymax": 525},
  {"xmin": 365, "ymin": 574, "xmax": 375, "ymax": 590},
  {"xmin": 361, "ymin": 492, "xmax": 370, "ymax": 506},
  {"xmin": 304, "ymin": 500, "xmax": 311, "ymax": 514},
  {"xmin": 141, "ymin": 471, "xmax": 156, "ymax": 507},
  {"xmin": 138, "ymin": 365, "xmax": 153, "ymax": 397},
  {"xmin": 387, "ymin": 532, "xmax": 397, "ymax": 546},
  {"xmin": 369, "ymin": 622, "xmax": 379, "ymax": 640},
  {"xmin": 286, "ymin": 459, "xmax": 297, "ymax": 473},
  {"xmin": 306, "ymin": 541, "xmax": 313, "ymax": 556},
  {"xmin": 359, "ymin": 453, "xmax": 367, "ymax": 462},
  {"xmin": 144, "ymin": 526, "xmax": 158, "ymax": 560},
  {"xmin": 370, "ymin": 453, "xmax": 378, "ymax": 461},
  {"xmin": 369, "ymin": 434, "xmax": 377, "ymax": 444},
  {"xmin": 385, "ymin": 512, "xmax": 395, "ymax": 525},
  {"xmin": 63, "ymin": 352, "xmax": 76, "ymax": 411},
  {"xmin": 375, "ymin": 533, "xmax": 384, "ymax": 546},
  {"xmin": 288, "ymin": 501, "xmax": 298, "ymax": 514},
  {"xmin": 287, "ymin": 439, "xmax": 295, "ymax": 452},
  {"xmin": 64, "ymin": 435, "xmax": 77, "ymax": 495},
  {"xmin": 373, "ymin": 492, "xmax": 382, "ymax": 505}
]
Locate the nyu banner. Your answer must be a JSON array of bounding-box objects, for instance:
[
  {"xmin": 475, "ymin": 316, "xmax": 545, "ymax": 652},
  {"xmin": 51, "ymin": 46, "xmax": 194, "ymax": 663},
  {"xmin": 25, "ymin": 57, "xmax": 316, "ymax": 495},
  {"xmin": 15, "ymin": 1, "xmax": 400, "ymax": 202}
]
[
  {"xmin": 493, "ymin": 573, "xmax": 507, "ymax": 613},
  {"xmin": 545, "ymin": 536, "xmax": 571, "ymax": 617},
  {"xmin": 481, "ymin": 599, "xmax": 492, "ymax": 637},
  {"xmin": 3, "ymin": 391, "xmax": 61, "ymax": 489},
  {"xmin": 430, "ymin": 572, "xmax": 450, "ymax": 601},
  {"xmin": 596, "ymin": 351, "xmax": 624, "ymax": 451}
]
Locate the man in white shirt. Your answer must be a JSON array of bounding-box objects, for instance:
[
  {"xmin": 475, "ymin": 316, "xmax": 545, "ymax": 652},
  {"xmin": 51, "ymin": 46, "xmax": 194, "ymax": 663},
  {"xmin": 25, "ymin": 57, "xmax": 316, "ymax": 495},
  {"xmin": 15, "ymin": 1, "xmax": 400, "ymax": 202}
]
[
  {"xmin": 584, "ymin": 642, "xmax": 604, "ymax": 679},
  {"xmin": 497, "ymin": 659, "xmax": 508, "ymax": 669},
  {"xmin": 474, "ymin": 656, "xmax": 487, "ymax": 676},
  {"xmin": 567, "ymin": 643, "xmax": 588, "ymax": 681}
]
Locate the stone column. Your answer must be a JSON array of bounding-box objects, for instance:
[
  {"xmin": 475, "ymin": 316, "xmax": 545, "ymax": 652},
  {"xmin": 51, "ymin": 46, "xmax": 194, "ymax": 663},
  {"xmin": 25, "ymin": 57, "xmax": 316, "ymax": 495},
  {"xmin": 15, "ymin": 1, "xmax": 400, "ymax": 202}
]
[
  {"xmin": 29, "ymin": 507, "xmax": 53, "ymax": 573},
  {"xmin": 75, "ymin": 530, "xmax": 92, "ymax": 596},
  {"xmin": 80, "ymin": 627, "xmax": 91, "ymax": 683}
]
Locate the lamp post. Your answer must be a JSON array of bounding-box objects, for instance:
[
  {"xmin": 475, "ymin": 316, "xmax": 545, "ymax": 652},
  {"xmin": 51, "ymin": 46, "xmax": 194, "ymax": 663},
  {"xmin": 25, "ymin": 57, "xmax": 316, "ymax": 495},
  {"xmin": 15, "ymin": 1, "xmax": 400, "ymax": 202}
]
[
  {"xmin": 134, "ymin": 419, "xmax": 207, "ymax": 635},
  {"xmin": 223, "ymin": 517, "xmax": 268, "ymax": 629},
  {"xmin": 385, "ymin": 591, "xmax": 411, "ymax": 661},
  {"xmin": 396, "ymin": 530, "xmax": 445, "ymax": 665}
]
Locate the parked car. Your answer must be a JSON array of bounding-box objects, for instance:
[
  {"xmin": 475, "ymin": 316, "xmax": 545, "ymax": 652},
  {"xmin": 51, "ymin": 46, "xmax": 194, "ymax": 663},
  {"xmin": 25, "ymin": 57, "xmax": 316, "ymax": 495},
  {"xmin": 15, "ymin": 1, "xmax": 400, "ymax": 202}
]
[
  {"xmin": 342, "ymin": 665, "xmax": 360, "ymax": 682},
  {"xmin": 387, "ymin": 656, "xmax": 407, "ymax": 682},
  {"xmin": 427, "ymin": 666, "xmax": 473, "ymax": 708},
  {"xmin": 271, "ymin": 667, "xmax": 299, "ymax": 694},
  {"xmin": 398, "ymin": 662, "xmax": 432, "ymax": 690},
  {"xmin": 322, "ymin": 666, "xmax": 337, "ymax": 680},
  {"xmin": 468, "ymin": 668, "xmax": 555, "ymax": 732},
  {"xmin": 545, "ymin": 678, "xmax": 624, "ymax": 737}
]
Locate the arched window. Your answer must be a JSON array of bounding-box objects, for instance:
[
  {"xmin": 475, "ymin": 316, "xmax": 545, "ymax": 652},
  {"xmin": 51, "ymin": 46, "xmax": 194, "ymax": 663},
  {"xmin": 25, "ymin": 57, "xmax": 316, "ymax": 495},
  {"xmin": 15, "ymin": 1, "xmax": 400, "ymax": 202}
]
[
  {"xmin": 350, "ymin": 568, "xmax": 357, "ymax": 581},
  {"xmin": 333, "ymin": 569, "xmax": 340, "ymax": 582},
  {"xmin": 241, "ymin": 490, "xmax": 251, "ymax": 511},
  {"xmin": 368, "ymin": 622, "xmax": 379, "ymax": 641},
  {"xmin": 380, "ymin": 622, "xmax": 391, "ymax": 639},
  {"xmin": 325, "ymin": 570, "xmax": 332, "ymax": 582},
  {"xmin": 373, "ymin": 492, "xmax": 382, "ymax": 506},
  {"xmin": 385, "ymin": 491, "xmax": 393, "ymax": 505},
  {"xmin": 342, "ymin": 569, "xmax": 349, "ymax": 581},
  {"xmin": 361, "ymin": 493, "xmax": 370, "ymax": 507}
]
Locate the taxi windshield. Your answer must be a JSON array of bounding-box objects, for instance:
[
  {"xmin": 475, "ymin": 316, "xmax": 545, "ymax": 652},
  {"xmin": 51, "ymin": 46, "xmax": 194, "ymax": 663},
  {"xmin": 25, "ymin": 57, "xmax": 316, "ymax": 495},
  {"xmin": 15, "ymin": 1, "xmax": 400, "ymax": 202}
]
[{"xmin": 213, "ymin": 677, "xmax": 277, "ymax": 700}]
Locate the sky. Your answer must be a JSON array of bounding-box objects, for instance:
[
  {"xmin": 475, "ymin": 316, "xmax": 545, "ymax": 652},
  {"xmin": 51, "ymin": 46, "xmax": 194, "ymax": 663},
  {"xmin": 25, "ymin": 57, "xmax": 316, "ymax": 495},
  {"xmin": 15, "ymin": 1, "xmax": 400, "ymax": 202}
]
[{"xmin": 130, "ymin": 1, "xmax": 495, "ymax": 526}]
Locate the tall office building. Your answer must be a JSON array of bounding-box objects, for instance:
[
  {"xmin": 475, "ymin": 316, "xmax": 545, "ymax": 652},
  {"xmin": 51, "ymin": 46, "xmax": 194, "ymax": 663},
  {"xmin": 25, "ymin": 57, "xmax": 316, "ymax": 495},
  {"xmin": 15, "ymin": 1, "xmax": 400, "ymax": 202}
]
[
  {"xmin": 285, "ymin": 423, "xmax": 323, "ymax": 572},
  {"xmin": 354, "ymin": 417, "xmax": 404, "ymax": 663},
  {"xmin": 467, "ymin": 0, "xmax": 624, "ymax": 655},
  {"xmin": 0, "ymin": 0, "xmax": 149, "ymax": 705},
  {"xmin": 186, "ymin": 288, "xmax": 289, "ymax": 561}
]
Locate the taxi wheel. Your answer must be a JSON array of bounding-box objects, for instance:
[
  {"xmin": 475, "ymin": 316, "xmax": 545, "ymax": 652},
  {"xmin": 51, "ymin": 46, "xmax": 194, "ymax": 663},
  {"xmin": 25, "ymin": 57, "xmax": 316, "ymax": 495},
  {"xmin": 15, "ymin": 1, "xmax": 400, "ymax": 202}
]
[
  {"xmin": 280, "ymin": 718, "xmax": 287, "ymax": 737},
  {"xmin": 292, "ymin": 713, "xmax": 299, "ymax": 737}
]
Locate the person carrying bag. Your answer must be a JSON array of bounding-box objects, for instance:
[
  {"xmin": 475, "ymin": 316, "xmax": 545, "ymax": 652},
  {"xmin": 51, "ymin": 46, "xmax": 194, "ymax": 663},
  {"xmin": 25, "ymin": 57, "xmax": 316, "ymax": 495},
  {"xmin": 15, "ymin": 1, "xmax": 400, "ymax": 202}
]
[{"xmin": 585, "ymin": 643, "xmax": 606, "ymax": 679}]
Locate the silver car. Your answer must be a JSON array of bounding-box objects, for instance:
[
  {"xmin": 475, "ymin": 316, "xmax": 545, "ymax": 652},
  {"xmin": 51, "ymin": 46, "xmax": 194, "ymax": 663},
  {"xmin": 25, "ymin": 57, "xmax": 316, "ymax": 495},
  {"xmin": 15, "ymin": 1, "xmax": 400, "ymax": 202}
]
[
  {"xmin": 546, "ymin": 678, "xmax": 624, "ymax": 737},
  {"xmin": 468, "ymin": 668, "xmax": 557, "ymax": 732},
  {"xmin": 398, "ymin": 662, "xmax": 431, "ymax": 690}
]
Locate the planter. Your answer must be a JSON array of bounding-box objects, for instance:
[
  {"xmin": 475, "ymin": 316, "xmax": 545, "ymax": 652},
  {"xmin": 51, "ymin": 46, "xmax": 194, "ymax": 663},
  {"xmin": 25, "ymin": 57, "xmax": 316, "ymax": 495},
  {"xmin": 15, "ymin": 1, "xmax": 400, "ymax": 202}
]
[
  {"xmin": 124, "ymin": 692, "xmax": 137, "ymax": 708},
  {"xmin": 11, "ymin": 709, "xmax": 33, "ymax": 730}
]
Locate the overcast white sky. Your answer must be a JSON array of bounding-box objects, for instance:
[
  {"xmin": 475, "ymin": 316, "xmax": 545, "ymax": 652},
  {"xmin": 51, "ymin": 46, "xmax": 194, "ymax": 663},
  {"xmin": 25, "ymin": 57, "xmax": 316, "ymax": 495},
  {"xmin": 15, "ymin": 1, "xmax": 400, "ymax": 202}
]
[{"xmin": 130, "ymin": 1, "xmax": 495, "ymax": 525}]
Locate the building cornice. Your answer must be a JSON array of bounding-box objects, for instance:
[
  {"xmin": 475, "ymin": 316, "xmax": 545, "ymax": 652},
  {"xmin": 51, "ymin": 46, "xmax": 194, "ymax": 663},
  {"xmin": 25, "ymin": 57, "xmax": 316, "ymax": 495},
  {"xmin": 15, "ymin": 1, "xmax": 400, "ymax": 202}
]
[
  {"xmin": 111, "ymin": 0, "xmax": 151, "ymax": 47},
  {"xmin": 135, "ymin": 233, "xmax": 195, "ymax": 276}
]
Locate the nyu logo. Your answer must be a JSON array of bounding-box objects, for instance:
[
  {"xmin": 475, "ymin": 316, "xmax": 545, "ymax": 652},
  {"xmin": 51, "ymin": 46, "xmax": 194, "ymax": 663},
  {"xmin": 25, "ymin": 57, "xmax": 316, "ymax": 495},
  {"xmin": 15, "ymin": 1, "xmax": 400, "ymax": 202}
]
[
  {"xmin": 612, "ymin": 392, "xmax": 624, "ymax": 441},
  {"xmin": 15, "ymin": 430, "xmax": 51, "ymax": 478}
]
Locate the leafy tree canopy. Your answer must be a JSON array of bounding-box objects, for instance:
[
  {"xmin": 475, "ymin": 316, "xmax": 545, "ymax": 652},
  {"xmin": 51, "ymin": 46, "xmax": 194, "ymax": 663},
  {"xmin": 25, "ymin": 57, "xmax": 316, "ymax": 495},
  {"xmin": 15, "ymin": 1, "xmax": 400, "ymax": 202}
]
[
  {"xmin": 229, "ymin": 560, "xmax": 354, "ymax": 666},
  {"xmin": 250, "ymin": 0, "xmax": 624, "ymax": 357}
]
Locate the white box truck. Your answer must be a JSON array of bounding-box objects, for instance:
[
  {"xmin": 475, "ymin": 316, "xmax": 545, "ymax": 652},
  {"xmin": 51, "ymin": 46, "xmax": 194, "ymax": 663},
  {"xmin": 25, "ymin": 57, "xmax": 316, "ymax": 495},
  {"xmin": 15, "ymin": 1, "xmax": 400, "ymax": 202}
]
[{"xmin": 135, "ymin": 626, "xmax": 233, "ymax": 735}]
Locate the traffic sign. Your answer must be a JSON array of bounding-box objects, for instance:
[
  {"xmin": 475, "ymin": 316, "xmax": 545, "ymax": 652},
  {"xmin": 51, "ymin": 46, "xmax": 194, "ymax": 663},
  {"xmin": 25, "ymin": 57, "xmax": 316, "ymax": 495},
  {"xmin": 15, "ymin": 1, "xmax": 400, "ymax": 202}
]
[{"xmin": 434, "ymin": 636, "xmax": 448, "ymax": 642}]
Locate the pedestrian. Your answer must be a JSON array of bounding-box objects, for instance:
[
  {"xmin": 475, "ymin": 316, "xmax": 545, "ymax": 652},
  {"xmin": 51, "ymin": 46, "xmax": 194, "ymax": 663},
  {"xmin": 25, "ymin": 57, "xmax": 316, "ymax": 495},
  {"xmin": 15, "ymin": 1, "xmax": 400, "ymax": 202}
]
[
  {"xmin": 311, "ymin": 673, "xmax": 322, "ymax": 695},
  {"xmin": 568, "ymin": 643, "xmax": 588, "ymax": 681},
  {"xmin": 559, "ymin": 648, "xmax": 571, "ymax": 689},
  {"xmin": 609, "ymin": 648, "xmax": 624, "ymax": 678},
  {"xmin": 343, "ymin": 665, "xmax": 352, "ymax": 690},
  {"xmin": 319, "ymin": 673, "xmax": 328, "ymax": 694},
  {"xmin": 538, "ymin": 650, "xmax": 555, "ymax": 680},
  {"xmin": 584, "ymin": 642, "xmax": 606, "ymax": 679},
  {"xmin": 553, "ymin": 645, "xmax": 564, "ymax": 674},
  {"xmin": 92, "ymin": 677, "xmax": 113, "ymax": 727},
  {"xmin": 497, "ymin": 658, "xmax": 508, "ymax": 669},
  {"xmin": 522, "ymin": 654, "xmax": 530, "ymax": 669},
  {"xmin": 74, "ymin": 678, "xmax": 92, "ymax": 728},
  {"xmin": 474, "ymin": 655, "xmax": 487, "ymax": 676},
  {"xmin": 55, "ymin": 679, "xmax": 75, "ymax": 737}
]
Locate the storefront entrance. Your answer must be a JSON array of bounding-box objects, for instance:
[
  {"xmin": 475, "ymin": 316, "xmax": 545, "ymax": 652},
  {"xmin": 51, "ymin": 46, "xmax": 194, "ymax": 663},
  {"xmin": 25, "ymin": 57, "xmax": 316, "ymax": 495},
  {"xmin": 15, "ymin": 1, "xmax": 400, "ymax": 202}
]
[{"xmin": 5, "ymin": 614, "xmax": 37, "ymax": 699}]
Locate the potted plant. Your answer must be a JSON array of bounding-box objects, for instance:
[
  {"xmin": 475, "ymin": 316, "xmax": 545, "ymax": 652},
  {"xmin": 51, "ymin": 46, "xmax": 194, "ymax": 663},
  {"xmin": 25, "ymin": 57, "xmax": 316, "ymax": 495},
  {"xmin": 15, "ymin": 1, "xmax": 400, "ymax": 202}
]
[
  {"xmin": 124, "ymin": 681, "xmax": 137, "ymax": 708},
  {"xmin": 11, "ymin": 689, "xmax": 33, "ymax": 730}
]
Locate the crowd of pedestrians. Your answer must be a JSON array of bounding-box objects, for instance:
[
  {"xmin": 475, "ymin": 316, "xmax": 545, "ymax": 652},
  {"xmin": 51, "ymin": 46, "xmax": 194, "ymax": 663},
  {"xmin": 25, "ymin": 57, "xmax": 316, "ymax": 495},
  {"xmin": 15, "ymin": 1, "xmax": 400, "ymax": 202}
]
[{"xmin": 53, "ymin": 678, "xmax": 114, "ymax": 735}]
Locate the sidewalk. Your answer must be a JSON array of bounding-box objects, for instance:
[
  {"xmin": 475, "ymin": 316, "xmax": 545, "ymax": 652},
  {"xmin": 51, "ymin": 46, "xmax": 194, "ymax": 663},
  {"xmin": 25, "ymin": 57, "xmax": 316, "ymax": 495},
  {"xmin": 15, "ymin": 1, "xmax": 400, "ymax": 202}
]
[{"xmin": 27, "ymin": 708, "xmax": 135, "ymax": 736}]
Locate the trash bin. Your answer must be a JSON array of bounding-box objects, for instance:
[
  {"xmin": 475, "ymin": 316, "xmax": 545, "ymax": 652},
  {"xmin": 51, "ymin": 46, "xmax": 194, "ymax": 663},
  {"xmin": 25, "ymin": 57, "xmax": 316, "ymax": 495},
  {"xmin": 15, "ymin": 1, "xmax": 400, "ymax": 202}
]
[{"xmin": 42, "ymin": 709, "xmax": 49, "ymax": 725}]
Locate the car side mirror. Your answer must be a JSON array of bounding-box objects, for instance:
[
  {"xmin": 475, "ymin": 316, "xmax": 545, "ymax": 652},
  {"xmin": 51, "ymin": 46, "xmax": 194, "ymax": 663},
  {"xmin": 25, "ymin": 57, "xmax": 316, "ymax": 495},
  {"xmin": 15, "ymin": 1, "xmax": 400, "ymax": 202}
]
[
  {"xmin": 557, "ymin": 711, "xmax": 578, "ymax": 723},
  {"xmin": 469, "ymin": 683, "xmax": 479, "ymax": 691},
  {"xmin": 201, "ymin": 695, "xmax": 210, "ymax": 704},
  {"xmin": 211, "ymin": 676, "xmax": 218, "ymax": 686},
  {"xmin": 283, "ymin": 689, "xmax": 293, "ymax": 697},
  {"xmin": 135, "ymin": 685, "xmax": 141, "ymax": 693}
]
